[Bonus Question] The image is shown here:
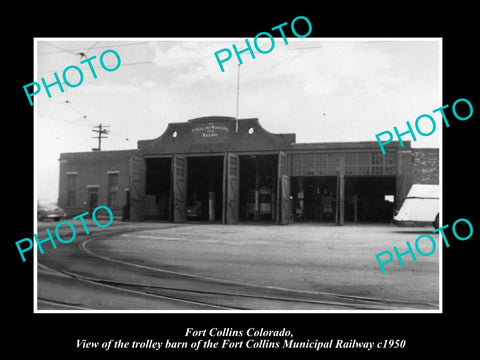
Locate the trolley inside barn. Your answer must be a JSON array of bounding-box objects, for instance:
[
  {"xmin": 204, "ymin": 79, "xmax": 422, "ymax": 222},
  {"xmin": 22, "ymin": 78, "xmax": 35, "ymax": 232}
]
[{"xmin": 57, "ymin": 116, "xmax": 439, "ymax": 225}]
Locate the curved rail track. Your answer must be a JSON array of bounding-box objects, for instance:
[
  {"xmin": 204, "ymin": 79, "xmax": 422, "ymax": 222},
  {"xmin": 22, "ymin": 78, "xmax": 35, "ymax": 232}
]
[{"xmin": 37, "ymin": 226, "xmax": 438, "ymax": 311}]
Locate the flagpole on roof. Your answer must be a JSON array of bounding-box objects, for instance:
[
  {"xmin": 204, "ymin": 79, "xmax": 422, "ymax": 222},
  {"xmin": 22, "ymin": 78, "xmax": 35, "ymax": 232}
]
[{"xmin": 235, "ymin": 63, "xmax": 241, "ymax": 133}]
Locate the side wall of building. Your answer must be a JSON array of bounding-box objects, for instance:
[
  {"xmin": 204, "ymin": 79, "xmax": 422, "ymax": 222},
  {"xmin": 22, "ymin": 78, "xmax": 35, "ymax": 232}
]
[
  {"xmin": 395, "ymin": 147, "xmax": 439, "ymax": 210},
  {"xmin": 58, "ymin": 150, "xmax": 139, "ymax": 218},
  {"xmin": 411, "ymin": 148, "xmax": 440, "ymax": 185}
]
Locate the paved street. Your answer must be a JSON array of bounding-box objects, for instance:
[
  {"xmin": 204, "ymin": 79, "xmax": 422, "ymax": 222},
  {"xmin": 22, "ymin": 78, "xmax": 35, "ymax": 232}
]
[{"xmin": 36, "ymin": 220, "xmax": 439, "ymax": 311}]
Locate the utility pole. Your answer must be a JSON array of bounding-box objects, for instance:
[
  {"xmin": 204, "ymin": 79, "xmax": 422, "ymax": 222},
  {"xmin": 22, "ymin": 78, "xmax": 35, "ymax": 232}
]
[{"xmin": 91, "ymin": 123, "xmax": 109, "ymax": 151}]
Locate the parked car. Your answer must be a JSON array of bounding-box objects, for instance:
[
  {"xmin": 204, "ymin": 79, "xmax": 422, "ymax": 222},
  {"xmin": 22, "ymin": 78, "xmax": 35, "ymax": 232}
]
[
  {"xmin": 37, "ymin": 199, "xmax": 66, "ymax": 221},
  {"xmin": 187, "ymin": 201, "xmax": 205, "ymax": 219},
  {"xmin": 393, "ymin": 184, "xmax": 439, "ymax": 227}
]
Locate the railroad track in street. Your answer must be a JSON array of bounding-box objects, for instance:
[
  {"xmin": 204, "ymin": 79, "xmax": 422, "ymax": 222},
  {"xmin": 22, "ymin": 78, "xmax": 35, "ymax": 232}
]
[{"xmin": 37, "ymin": 227, "xmax": 438, "ymax": 311}]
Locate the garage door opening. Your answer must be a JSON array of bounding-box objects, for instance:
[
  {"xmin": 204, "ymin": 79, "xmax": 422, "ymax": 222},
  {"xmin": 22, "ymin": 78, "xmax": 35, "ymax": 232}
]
[
  {"xmin": 145, "ymin": 157, "xmax": 171, "ymax": 220},
  {"xmin": 186, "ymin": 156, "xmax": 224, "ymax": 221},
  {"xmin": 345, "ymin": 176, "xmax": 396, "ymax": 222},
  {"xmin": 239, "ymin": 155, "xmax": 278, "ymax": 222},
  {"xmin": 291, "ymin": 176, "xmax": 337, "ymax": 222}
]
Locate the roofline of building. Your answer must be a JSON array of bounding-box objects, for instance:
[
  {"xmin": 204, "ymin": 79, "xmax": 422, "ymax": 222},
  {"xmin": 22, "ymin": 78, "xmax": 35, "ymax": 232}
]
[
  {"xmin": 291, "ymin": 140, "xmax": 411, "ymax": 151},
  {"xmin": 59, "ymin": 148, "xmax": 139, "ymax": 160}
]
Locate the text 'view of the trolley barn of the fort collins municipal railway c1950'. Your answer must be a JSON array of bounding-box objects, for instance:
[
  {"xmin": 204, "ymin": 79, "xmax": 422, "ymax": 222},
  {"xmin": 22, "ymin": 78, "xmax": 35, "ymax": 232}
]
[{"xmin": 57, "ymin": 116, "xmax": 439, "ymax": 226}]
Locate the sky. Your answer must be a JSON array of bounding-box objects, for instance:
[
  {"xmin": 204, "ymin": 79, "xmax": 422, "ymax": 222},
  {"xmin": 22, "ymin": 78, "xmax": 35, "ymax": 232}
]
[{"xmin": 35, "ymin": 38, "xmax": 441, "ymax": 202}]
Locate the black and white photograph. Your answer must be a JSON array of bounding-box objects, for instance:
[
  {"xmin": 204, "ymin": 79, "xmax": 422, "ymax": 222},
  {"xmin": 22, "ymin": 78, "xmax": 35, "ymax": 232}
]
[{"xmin": 34, "ymin": 37, "xmax": 441, "ymax": 313}]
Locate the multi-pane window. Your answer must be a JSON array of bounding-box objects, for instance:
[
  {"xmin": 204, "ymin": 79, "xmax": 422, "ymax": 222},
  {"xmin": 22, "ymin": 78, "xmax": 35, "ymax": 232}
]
[
  {"xmin": 107, "ymin": 172, "xmax": 119, "ymax": 208},
  {"xmin": 302, "ymin": 154, "xmax": 314, "ymax": 175},
  {"xmin": 290, "ymin": 153, "xmax": 328, "ymax": 175},
  {"xmin": 291, "ymin": 154, "xmax": 302, "ymax": 175},
  {"xmin": 66, "ymin": 172, "xmax": 77, "ymax": 206},
  {"xmin": 291, "ymin": 151, "xmax": 397, "ymax": 176},
  {"xmin": 345, "ymin": 153, "xmax": 357, "ymax": 175},
  {"xmin": 371, "ymin": 153, "xmax": 384, "ymax": 175},
  {"xmin": 384, "ymin": 152, "xmax": 396, "ymax": 174},
  {"xmin": 176, "ymin": 157, "xmax": 185, "ymax": 177},
  {"xmin": 357, "ymin": 153, "xmax": 370, "ymax": 175},
  {"xmin": 315, "ymin": 154, "xmax": 327, "ymax": 175},
  {"xmin": 327, "ymin": 153, "xmax": 340, "ymax": 174},
  {"xmin": 229, "ymin": 156, "xmax": 238, "ymax": 177}
]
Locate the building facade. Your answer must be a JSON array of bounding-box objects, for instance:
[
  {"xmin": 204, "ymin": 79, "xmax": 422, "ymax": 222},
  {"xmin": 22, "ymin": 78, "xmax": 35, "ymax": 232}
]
[{"xmin": 57, "ymin": 116, "xmax": 439, "ymax": 225}]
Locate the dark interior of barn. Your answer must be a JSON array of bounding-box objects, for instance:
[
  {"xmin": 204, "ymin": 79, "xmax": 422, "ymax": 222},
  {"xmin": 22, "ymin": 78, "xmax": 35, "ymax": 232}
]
[
  {"xmin": 291, "ymin": 175, "xmax": 396, "ymax": 223},
  {"xmin": 239, "ymin": 155, "xmax": 278, "ymax": 222},
  {"xmin": 145, "ymin": 157, "xmax": 171, "ymax": 220},
  {"xmin": 186, "ymin": 156, "xmax": 224, "ymax": 221}
]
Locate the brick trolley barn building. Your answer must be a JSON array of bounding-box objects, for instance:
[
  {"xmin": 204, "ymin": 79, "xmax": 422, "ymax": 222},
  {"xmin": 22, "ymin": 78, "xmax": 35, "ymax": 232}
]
[{"xmin": 57, "ymin": 116, "xmax": 439, "ymax": 225}]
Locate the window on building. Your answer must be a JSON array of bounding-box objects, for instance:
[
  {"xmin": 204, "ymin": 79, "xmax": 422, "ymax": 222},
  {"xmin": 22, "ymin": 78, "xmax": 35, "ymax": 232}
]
[
  {"xmin": 345, "ymin": 153, "xmax": 357, "ymax": 175},
  {"xmin": 229, "ymin": 156, "xmax": 238, "ymax": 177},
  {"xmin": 314, "ymin": 153, "xmax": 327, "ymax": 175},
  {"xmin": 302, "ymin": 154, "xmax": 315, "ymax": 175},
  {"xmin": 357, "ymin": 153, "xmax": 370, "ymax": 175},
  {"xmin": 176, "ymin": 157, "xmax": 185, "ymax": 177},
  {"xmin": 384, "ymin": 152, "xmax": 397, "ymax": 174},
  {"xmin": 371, "ymin": 153, "xmax": 384, "ymax": 175},
  {"xmin": 291, "ymin": 150, "xmax": 397, "ymax": 177},
  {"xmin": 291, "ymin": 154, "xmax": 302, "ymax": 176},
  {"xmin": 107, "ymin": 172, "xmax": 119, "ymax": 208},
  {"xmin": 327, "ymin": 153, "xmax": 340, "ymax": 175},
  {"xmin": 66, "ymin": 173, "xmax": 77, "ymax": 207}
]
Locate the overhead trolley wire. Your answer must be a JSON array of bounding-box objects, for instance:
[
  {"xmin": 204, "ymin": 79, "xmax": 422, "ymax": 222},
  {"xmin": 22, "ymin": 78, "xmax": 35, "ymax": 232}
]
[{"xmin": 38, "ymin": 41, "xmax": 149, "ymax": 56}]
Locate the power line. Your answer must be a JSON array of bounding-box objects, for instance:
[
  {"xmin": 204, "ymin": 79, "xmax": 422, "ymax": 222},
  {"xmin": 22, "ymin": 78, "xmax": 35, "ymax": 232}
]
[
  {"xmin": 289, "ymin": 45, "xmax": 324, "ymax": 51},
  {"xmin": 38, "ymin": 41, "xmax": 147, "ymax": 56},
  {"xmin": 41, "ymin": 42, "xmax": 78, "ymax": 55},
  {"xmin": 91, "ymin": 123, "xmax": 109, "ymax": 151},
  {"xmin": 65, "ymin": 101, "xmax": 84, "ymax": 116},
  {"xmin": 38, "ymin": 114, "xmax": 92, "ymax": 128},
  {"xmin": 37, "ymin": 59, "xmax": 155, "ymax": 76},
  {"xmin": 107, "ymin": 130, "xmax": 133, "ymax": 143},
  {"xmin": 38, "ymin": 56, "xmax": 214, "ymax": 75}
]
